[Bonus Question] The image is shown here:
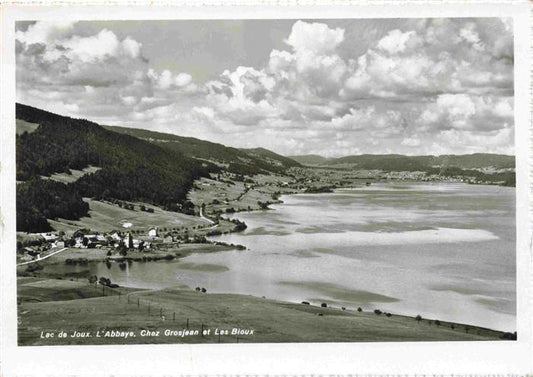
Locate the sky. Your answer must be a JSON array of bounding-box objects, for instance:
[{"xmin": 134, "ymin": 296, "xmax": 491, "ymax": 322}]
[{"xmin": 15, "ymin": 18, "xmax": 514, "ymax": 157}]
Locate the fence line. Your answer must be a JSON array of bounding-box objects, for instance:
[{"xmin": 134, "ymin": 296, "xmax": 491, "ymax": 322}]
[{"xmin": 89, "ymin": 282, "xmax": 245, "ymax": 343}]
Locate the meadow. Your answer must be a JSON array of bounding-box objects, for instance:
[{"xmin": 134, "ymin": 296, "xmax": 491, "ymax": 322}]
[{"xmin": 17, "ymin": 277, "xmax": 507, "ymax": 346}]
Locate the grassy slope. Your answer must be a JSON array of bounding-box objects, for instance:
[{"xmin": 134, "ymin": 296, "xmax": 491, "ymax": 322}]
[
  {"xmin": 43, "ymin": 166, "xmax": 101, "ymax": 184},
  {"xmin": 49, "ymin": 198, "xmax": 209, "ymax": 233},
  {"xmin": 16, "ymin": 119, "xmax": 40, "ymax": 135},
  {"xmin": 18, "ymin": 278, "xmax": 506, "ymax": 345}
]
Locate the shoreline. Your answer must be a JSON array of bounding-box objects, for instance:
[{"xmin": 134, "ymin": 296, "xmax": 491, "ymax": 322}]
[
  {"xmin": 17, "ymin": 275, "xmax": 515, "ymax": 345},
  {"xmin": 17, "ymin": 243, "xmax": 515, "ymax": 336},
  {"xmin": 16, "ymin": 181, "xmax": 516, "ymax": 343},
  {"xmin": 200, "ymin": 182, "xmax": 516, "ymax": 335}
]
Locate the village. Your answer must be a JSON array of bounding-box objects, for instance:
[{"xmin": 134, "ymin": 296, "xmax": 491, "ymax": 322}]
[{"xmin": 16, "ymin": 209, "xmax": 247, "ymax": 268}]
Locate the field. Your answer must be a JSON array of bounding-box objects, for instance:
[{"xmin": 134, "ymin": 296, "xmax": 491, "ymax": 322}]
[
  {"xmin": 49, "ymin": 198, "xmax": 209, "ymax": 233},
  {"xmin": 188, "ymin": 173, "xmax": 296, "ymax": 214},
  {"xmin": 42, "ymin": 166, "xmax": 101, "ymax": 184},
  {"xmin": 17, "ymin": 277, "xmax": 508, "ymax": 345},
  {"xmin": 16, "ymin": 119, "xmax": 39, "ymax": 135}
]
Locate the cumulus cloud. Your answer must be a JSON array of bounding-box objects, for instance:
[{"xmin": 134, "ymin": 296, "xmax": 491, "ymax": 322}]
[
  {"xmin": 16, "ymin": 18, "xmax": 514, "ymax": 156},
  {"xmin": 285, "ymin": 20, "xmax": 345, "ymax": 54},
  {"xmin": 16, "ymin": 21, "xmax": 196, "ymax": 120},
  {"xmin": 417, "ymin": 94, "xmax": 513, "ymax": 132}
]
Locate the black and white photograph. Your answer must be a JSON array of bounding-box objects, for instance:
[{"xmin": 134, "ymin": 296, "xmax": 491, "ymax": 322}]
[{"xmin": 1, "ymin": 1, "xmax": 532, "ymax": 375}]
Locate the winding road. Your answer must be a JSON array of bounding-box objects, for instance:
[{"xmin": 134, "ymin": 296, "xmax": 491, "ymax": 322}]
[{"xmin": 199, "ymin": 207, "xmax": 219, "ymax": 230}]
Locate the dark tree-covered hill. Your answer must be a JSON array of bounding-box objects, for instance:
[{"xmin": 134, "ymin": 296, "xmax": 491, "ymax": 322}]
[
  {"xmin": 103, "ymin": 125, "xmax": 301, "ymax": 174},
  {"xmin": 16, "ymin": 103, "xmax": 214, "ymax": 231}
]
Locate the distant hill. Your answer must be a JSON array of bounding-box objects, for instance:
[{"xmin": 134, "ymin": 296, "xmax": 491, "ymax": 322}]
[
  {"xmin": 429, "ymin": 154, "xmax": 515, "ymax": 170},
  {"xmin": 288, "ymin": 154, "xmax": 333, "ymax": 166},
  {"xmin": 16, "ymin": 103, "xmax": 211, "ymax": 232},
  {"xmin": 104, "ymin": 126, "xmax": 300, "ymax": 175},
  {"xmin": 290, "ymin": 153, "xmax": 515, "ymax": 171}
]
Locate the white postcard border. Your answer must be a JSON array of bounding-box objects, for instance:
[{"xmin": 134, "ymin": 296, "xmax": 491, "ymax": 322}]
[{"xmin": 1, "ymin": 2, "xmax": 531, "ymax": 375}]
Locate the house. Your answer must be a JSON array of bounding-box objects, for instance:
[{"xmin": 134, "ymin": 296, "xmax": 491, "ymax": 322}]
[
  {"xmin": 148, "ymin": 227, "xmax": 158, "ymax": 238},
  {"xmin": 74, "ymin": 237, "xmax": 84, "ymax": 248},
  {"xmin": 110, "ymin": 231, "xmax": 122, "ymax": 241},
  {"xmin": 40, "ymin": 233, "xmax": 57, "ymax": 242}
]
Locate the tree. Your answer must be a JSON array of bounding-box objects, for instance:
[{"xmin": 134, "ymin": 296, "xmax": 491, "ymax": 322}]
[
  {"xmin": 416, "ymin": 315, "xmax": 422, "ymax": 323},
  {"xmin": 82, "ymin": 237, "xmax": 89, "ymax": 247}
]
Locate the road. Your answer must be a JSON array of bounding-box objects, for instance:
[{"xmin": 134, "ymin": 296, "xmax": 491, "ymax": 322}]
[
  {"xmin": 16, "ymin": 247, "xmax": 68, "ymax": 266},
  {"xmin": 199, "ymin": 207, "xmax": 219, "ymax": 230}
]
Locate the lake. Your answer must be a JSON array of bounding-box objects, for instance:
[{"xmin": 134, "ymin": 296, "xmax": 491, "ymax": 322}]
[{"xmin": 83, "ymin": 182, "xmax": 517, "ymax": 332}]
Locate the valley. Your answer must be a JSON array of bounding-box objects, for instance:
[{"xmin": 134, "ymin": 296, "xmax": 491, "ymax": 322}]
[{"xmin": 14, "ymin": 103, "xmax": 517, "ymax": 344}]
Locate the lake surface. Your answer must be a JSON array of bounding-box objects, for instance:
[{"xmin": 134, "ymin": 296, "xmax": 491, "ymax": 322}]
[{"xmin": 82, "ymin": 182, "xmax": 516, "ymax": 331}]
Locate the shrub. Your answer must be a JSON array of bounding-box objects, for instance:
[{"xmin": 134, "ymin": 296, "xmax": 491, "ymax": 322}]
[
  {"xmin": 357, "ymin": 307, "xmax": 362, "ymax": 312},
  {"xmin": 321, "ymin": 303, "xmax": 327, "ymax": 308},
  {"xmin": 415, "ymin": 314, "xmax": 422, "ymax": 322},
  {"xmin": 301, "ymin": 301, "xmax": 310, "ymax": 305},
  {"xmin": 500, "ymin": 332, "xmax": 517, "ymax": 340},
  {"xmin": 386, "ymin": 312, "xmax": 392, "ymax": 317},
  {"xmin": 374, "ymin": 309, "xmax": 382, "ymax": 315}
]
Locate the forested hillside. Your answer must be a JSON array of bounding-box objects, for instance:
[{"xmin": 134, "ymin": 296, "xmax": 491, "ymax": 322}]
[
  {"xmin": 16, "ymin": 103, "xmax": 213, "ymax": 232},
  {"xmin": 239, "ymin": 148, "xmax": 301, "ymax": 169},
  {"xmin": 104, "ymin": 126, "xmax": 300, "ymax": 174}
]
